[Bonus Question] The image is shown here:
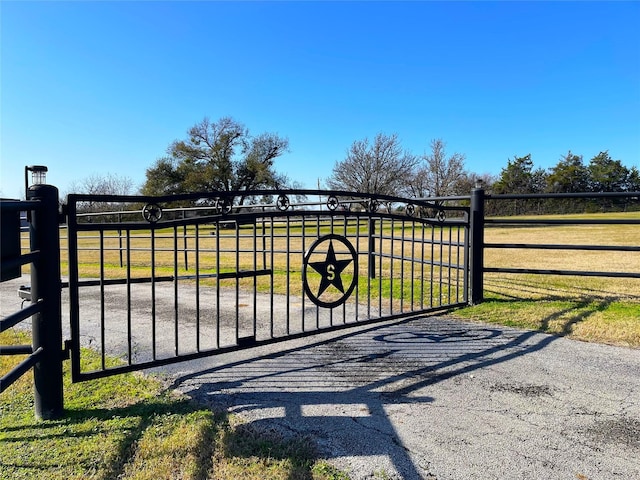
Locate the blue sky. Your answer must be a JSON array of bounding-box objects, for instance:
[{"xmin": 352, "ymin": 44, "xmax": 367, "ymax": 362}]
[{"xmin": 2, "ymin": 1, "xmax": 639, "ymax": 199}]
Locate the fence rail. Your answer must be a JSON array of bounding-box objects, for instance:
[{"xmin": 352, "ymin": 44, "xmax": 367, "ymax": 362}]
[{"xmin": 480, "ymin": 191, "xmax": 640, "ymax": 286}]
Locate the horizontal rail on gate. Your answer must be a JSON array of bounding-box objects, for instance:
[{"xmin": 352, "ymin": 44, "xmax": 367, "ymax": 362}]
[
  {"xmin": 66, "ymin": 188, "xmax": 462, "ymax": 207},
  {"xmin": 69, "ymin": 215, "xmax": 460, "ymax": 231},
  {"xmin": 374, "ymin": 238, "xmax": 467, "ymax": 249},
  {"xmin": 71, "ymin": 230, "xmax": 466, "ymax": 242},
  {"xmin": 375, "ymin": 225, "xmax": 469, "ymax": 236},
  {"xmin": 0, "ymin": 345, "xmax": 36, "ymax": 355},
  {"xmin": 415, "ymin": 195, "xmax": 472, "ymax": 202},
  {"xmin": 70, "ymin": 269, "xmax": 274, "ymax": 287},
  {"xmin": 376, "ymin": 251, "xmax": 464, "ymax": 269},
  {"xmin": 0, "ymin": 200, "xmax": 41, "ymax": 211}
]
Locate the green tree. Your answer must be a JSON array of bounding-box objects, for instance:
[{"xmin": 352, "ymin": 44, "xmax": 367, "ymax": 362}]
[
  {"xmin": 547, "ymin": 151, "xmax": 589, "ymax": 193},
  {"xmin": 492, "ymin": 154, "xmax": 547, "ymax": 215},
  {"xmin": 493, "ymin": 154, "xmax": 547, "ymax": 194},
  {"xmin": 587, "ymin": 151, "xmax": 630, "ymax": 192},
  {"xmin": 142, "ymin": 117, "xmax": 290, "ymax": 203},
  {"xmin": 627, "ymin": 166, "xmax": 640, "ymax": 192}
]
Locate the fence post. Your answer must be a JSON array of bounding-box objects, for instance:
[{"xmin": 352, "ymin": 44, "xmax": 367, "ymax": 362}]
[
  {"xmin": 469, "ymin": 186, "xmax": 485, "ymax": 304},
  {"xmin": 27, "ymin": 184, "xmax": 64, "ymax": 420}
]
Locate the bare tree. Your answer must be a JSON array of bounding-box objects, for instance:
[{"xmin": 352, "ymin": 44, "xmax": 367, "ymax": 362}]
[
  {"xmin": 326, "ymin": 133, "xmax": 417, "ymax": 196},
  {"xmin": 64, "ymin": 173, "xmax": 137, "ymax": 213},
  {"xmin": 455, "ymin": 171, "xmax": 496, "ymax": 193},
  {"xmin": 66, "ymin": 173, "xmax": 136, "ymax": 196},
  {"xmin": 409, "ymin": 139, "xmax": 467, "ymax": 199}
]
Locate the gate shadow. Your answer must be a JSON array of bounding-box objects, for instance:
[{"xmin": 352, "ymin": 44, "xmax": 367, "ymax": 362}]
[{"xmin": 169, "ymin": 314, "xmax": 559, "ymax": 479}]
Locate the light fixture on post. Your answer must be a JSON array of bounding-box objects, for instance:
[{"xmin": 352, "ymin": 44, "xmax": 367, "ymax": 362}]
[{"xmin": 24, "ymin": 165, "xmax": 48, "ymax": 196}]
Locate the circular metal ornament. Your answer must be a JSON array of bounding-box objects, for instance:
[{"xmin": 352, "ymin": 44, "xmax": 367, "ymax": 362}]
[
  {"xmin": 142, "ymin": 203, "xmax": 163, "ymax": 223},
  {"xmin": 406, "ymin": 204, "xmax": 416, "ymax": 217},
  {"xmin": 326, "ymin": 195, "xmax": 339, "ymax": 211},
  {"xmin": 368, "ymin": 200, "xmax": 379, "ymax": 213},
  {"xmin": 436, "ymin": 210, "xmax": 446, "ymax": 222},
  {"xmin": 302, "ymin": 234, "xmax": 358, "ymax": 309},
  {"xmin": 276, "ymin": 194, "xmax": 290, "ymax": 212},
  {"xmin": 216, "ymin": 197, "xmax": 232, "ymax": 215}
]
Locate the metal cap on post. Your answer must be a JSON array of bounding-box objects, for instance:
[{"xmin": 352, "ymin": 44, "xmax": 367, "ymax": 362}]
[
  {"xmin": 469, "ymin": 183, "xmax": 485, "ymax": 305},
  {"xmin": 27, "ymin": 179, "xmax": 64, "ymax": 420}
]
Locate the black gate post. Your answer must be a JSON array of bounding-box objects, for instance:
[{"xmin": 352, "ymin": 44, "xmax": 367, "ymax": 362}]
[
  {"xmin": 27, "ymin": 184, "xmax": 64, "ymax": 420},
  {"xmin": 469, "ymin": 186, "xmax": 485, "ymax": 304}
]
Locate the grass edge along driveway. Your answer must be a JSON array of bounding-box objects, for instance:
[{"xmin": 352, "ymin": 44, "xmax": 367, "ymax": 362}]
[{"xmin": 0, "ymin": 329, "xmax": 349, "ymax": 480}]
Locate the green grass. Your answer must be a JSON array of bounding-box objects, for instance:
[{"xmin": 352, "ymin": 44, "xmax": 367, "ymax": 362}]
[
  {"xmin": 450, "ymin": 212, "xmax": 640, "ymax": 347},
  {"xmin": 454, "ymin": 273, "xmax": 640, "ymax": 347},
  {"xmin": 0, "ymin": 330, "xmax": 349, "ymax": 480}
]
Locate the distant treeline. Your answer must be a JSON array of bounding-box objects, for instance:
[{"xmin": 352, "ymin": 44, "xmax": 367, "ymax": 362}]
[{"xmin": 482, "ymin": 151, "xmax": 639, "ymax": 216}]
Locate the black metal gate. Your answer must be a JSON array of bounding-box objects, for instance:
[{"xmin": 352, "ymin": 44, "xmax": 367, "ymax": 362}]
[{"xmin": 66, "ymin": 190, "xmax": 470, "ymax": 381}]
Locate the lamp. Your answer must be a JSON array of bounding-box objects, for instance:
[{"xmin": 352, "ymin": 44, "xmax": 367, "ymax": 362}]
[{"xmin": 24, "ymin": 165, "xmax": 48, "ymax": 196}]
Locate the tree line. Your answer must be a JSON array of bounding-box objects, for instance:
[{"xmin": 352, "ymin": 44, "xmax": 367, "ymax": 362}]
[
  {"xmin": 493, "ymin": 151, "xmax": 639, "ymax": 195},
  {"xmin": 325, "ymin": 132, "xmax": 639, "ymax": 215},
  {"xmin": 488, "ymin": 152, "xmax": 639, "ymax": 215},
  {"xmin": 68, "ymin": 116, "xmax": 639, "ymax": 215}
]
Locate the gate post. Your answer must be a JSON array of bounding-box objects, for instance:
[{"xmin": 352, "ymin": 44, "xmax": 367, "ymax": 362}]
[
  {"xmin": 27, "ymin": 184, "xmax": 64, "ymax": 420},
  {"xmin": 469, "ymin": 186, "xmax": 485, "ymax": 304}
]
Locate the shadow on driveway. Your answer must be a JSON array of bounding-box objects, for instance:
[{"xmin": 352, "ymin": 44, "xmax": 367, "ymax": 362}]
[{"xmin": 167, "ymin": 315, "xmax": 587, "ymax": 479}]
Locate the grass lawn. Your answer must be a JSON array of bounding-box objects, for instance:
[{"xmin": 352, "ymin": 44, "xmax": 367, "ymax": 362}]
[
  {"xmin": 454, "ymin": 273, "xmax": 640, "ymax": 347},
  {"xmin": 0, "ymin": 331, "xmax": 348, "ymax": 480},
  {"xmin": 454, "ymin": 211, "xmax": 640, "ymax": 347}
]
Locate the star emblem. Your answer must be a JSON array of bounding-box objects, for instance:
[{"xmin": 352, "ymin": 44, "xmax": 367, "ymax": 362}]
[
  {"xmin": 308, "ymin": 240, "xmax": 353, "ymax": 297},
  {"xmin": 303, "ymin": 234, "xmax": 358, "ymax": 308},
  {"xmin": 142, "ymin": 203, "xmax": 163, "ymax": 223}
]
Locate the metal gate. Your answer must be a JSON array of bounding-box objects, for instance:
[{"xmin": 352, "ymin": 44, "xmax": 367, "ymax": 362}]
[{"xmin": 66, "ymin": 190, "xmax": 470, "ymax": 381}]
